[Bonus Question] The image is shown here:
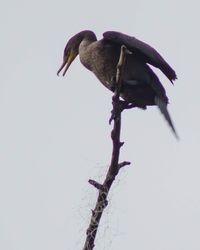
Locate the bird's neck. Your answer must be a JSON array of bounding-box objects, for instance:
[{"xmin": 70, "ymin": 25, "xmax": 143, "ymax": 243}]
[
  {"xmin": 80, "ymin": 32, "xmax": 97, "ymax": 48},
  {"xmin": 79, "ymin": 39, "xmax": 93, "ymax": 51},
  {"xmin": 79, "ymin": 40, "xmax": 94, "ymax": 71},
  {"xmin": 78, "ymin": 33, "xmax": 97, "ymax": 71}
]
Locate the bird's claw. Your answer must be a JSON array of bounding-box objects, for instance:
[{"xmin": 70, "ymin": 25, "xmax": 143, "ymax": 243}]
[{"xmin": 109, "ymin": 100, "xmax": 131, "ymax": 124}]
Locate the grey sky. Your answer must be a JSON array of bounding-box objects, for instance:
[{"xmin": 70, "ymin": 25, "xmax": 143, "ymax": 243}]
[{"xmin": 1, "ymin": 0, "xmax": 200, "ymax": 249}]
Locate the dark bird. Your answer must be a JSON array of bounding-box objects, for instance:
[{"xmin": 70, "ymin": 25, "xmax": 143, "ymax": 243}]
[{"xmin": 57, "ymin": 30, "xmax": 178, "ymax": 138}]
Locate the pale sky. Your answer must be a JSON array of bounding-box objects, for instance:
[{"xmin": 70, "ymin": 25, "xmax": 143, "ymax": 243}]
[{"xmin": 1, "ymin": 0, "xmax": 200, "ymax": 249}]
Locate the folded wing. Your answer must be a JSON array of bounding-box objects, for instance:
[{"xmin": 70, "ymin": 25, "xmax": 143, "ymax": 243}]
[{"xmin": 103, "ymin": 31, "xmax": 177, "ymax": 83}]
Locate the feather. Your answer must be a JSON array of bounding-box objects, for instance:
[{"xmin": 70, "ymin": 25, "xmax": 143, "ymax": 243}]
[
  {"xmin": 103, "ymin": 31, "xmax": 177, "ymax": 83},
  {"xmin": 155, "ymin": 96, "xmax": 179, "ymax": 139}
]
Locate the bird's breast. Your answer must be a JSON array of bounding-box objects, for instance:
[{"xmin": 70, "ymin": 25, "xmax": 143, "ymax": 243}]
[{"xmin": 79, "ymin": 40, "xmax": 121, "ymax": 90}]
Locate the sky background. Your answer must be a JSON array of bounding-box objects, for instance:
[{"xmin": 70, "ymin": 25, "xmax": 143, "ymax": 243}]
[{"xmin": 1, "ymin": 0, "xmax": 200, "ymax": 249}]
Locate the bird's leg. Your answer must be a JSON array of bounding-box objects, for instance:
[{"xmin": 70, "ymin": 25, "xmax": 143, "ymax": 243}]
[
  {"xmin": 125, "ymin": 103, "xmax": 137, "ymax": 109},
  {"xmin": 109, "ymin": 100, "xmax": 139, "ymax": 124},
  {"xmin": 109, "ymin": 100, "xmax": 134, "ymax": 124}
]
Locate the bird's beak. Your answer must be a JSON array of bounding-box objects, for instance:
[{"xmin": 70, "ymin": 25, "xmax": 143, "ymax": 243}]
[{"xmin": 57, "ymin": 51, "xmax": 76, "ymax": 76}]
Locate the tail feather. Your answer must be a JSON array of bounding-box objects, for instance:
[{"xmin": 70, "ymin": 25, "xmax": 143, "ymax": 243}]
[{"xmin": 155, "ymin": 96, "xmax": 179, "ymax": 139}]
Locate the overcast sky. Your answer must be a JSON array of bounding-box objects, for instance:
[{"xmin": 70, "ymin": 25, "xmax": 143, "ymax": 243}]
[{"xmin": 1, "ymin": 0, "xmax": 200, "ymax": 249}]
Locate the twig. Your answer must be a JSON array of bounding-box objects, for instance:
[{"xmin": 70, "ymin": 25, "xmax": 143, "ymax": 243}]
[{"xmin": 83, "ymin": 45, "xmax": 131, "ymax": 250}]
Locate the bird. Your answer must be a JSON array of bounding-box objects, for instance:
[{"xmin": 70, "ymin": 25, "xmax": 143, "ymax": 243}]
[{"xmin": 57, "ymin": 30, "xmax": 178, "ymax": 138}]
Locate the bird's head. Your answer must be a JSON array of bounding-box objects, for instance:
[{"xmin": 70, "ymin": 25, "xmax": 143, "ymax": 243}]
[
  {"xmin": 57, "ymin": 35, "xmax": 80, "ymax": 76},
  {"xmin": 57, "ymin": 30, "xmax": 96, "ymax": 76}
]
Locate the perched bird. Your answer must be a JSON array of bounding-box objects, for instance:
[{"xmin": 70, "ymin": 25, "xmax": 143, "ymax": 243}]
[{"xmin": 57, "ymin": 30, "xmax": 178, "ymax": 138}]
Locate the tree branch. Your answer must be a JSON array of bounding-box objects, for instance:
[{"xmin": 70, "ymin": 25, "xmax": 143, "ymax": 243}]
[{"xmin": 82, "ymin": 45, "xmax": 132, "ymax": 250}]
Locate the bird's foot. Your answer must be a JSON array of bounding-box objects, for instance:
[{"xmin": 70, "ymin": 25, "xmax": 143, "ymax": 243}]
[{"xmin": 109, "ymin": 100, "xmax": 132, "ymax": 124}]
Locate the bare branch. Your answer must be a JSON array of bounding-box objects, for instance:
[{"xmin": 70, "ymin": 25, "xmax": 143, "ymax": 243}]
[
  {"xmin": 118, "ymin": 161, "xmax": 131, "ymax": 169},
  {"xmin": 83, "ymin": 45, "xmax": 131, "ymax": 250},
  {"xmin": 88, "ymin": 180, "xmax": 104, "ymax": 191}
]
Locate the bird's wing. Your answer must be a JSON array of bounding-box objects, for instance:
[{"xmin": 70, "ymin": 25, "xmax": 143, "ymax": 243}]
[{"xmin": 103, "ymin": 31, "xmax": 177, "ymax": 83}]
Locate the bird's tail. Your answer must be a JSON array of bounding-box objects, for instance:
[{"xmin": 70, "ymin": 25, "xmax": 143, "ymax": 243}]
[{"xmin": 155, "ymin": 96, "xmax": 179, "ymax": 139}]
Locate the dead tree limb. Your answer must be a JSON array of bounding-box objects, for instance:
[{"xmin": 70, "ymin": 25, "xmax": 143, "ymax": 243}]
[{"xmin": 83, "ymin": 45, "xmax": 131, "ymax": 250}]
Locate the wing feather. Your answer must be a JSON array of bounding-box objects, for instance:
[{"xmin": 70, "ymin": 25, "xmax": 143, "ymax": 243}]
[
  {"xmin": 103, "ymin": 31, "xmax": 177, "ymax": 83},
  {"xmin": 155, "ymin": 96, "xmax": 179, "ymax": 139}
]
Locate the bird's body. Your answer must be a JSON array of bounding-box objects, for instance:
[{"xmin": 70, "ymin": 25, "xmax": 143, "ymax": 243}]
[
  {"xmin": 79, "ymin": 36, "xmax": 167, "ymax": 107},
  {"xmin": 57, "ymin": 30, "xmax": 178, "ymax": 138}
]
